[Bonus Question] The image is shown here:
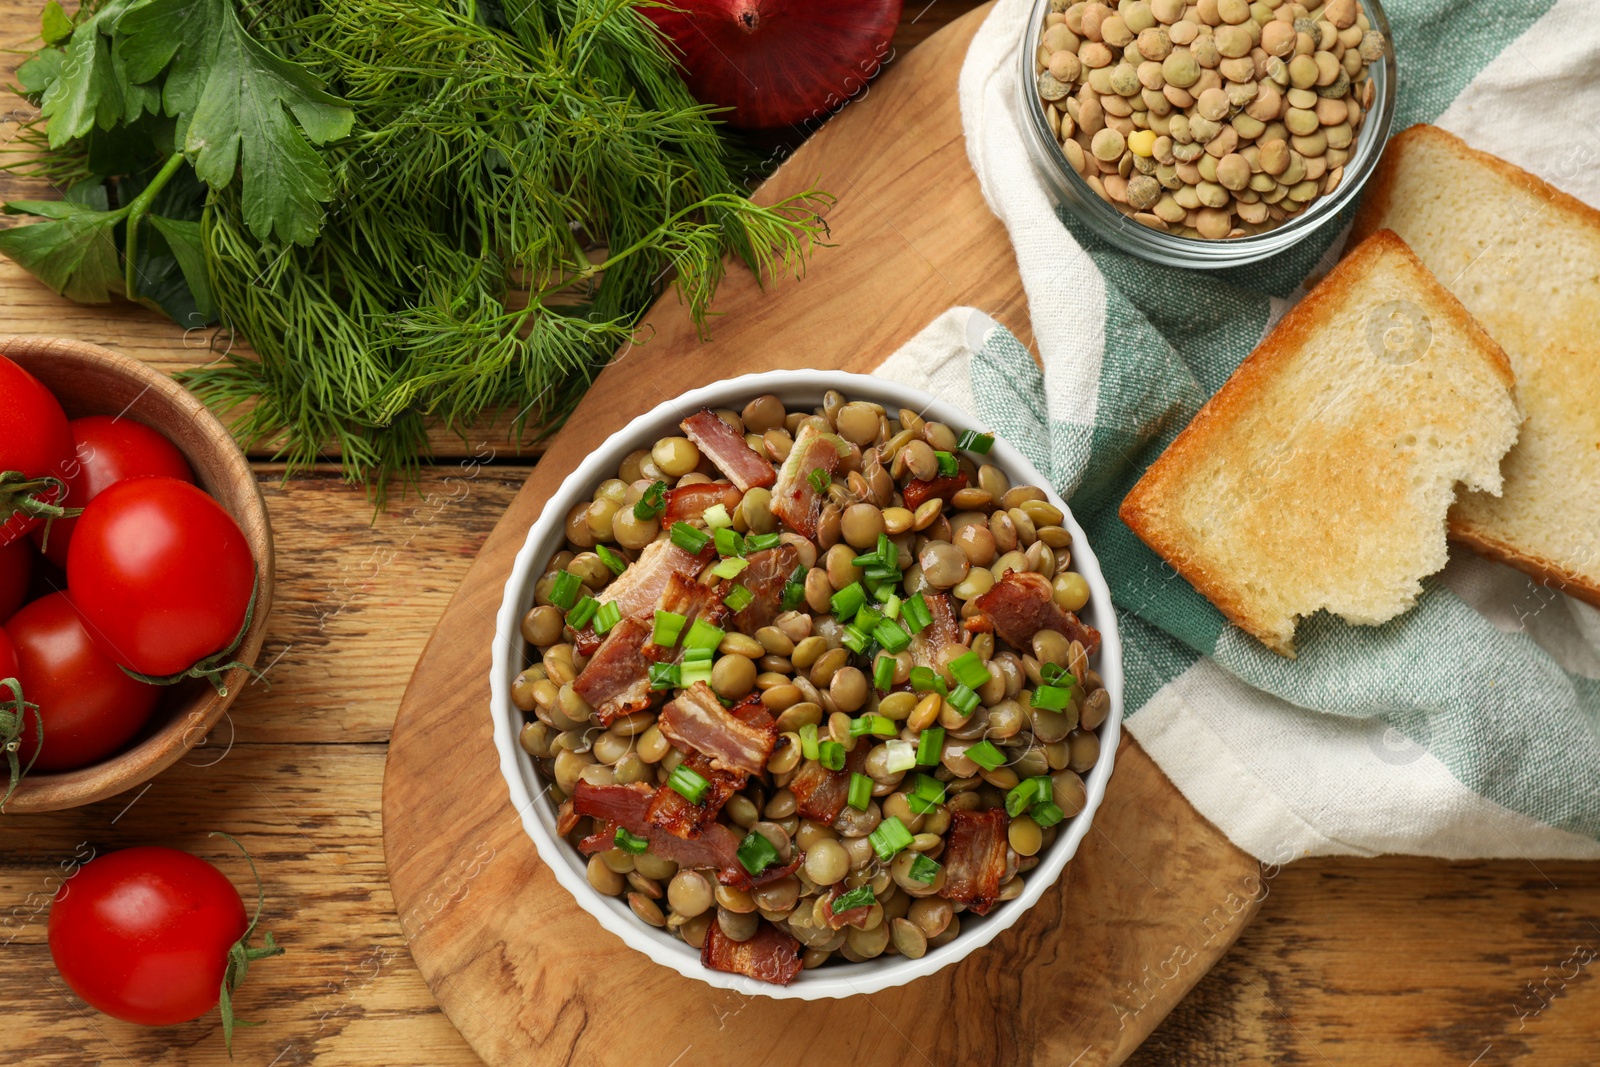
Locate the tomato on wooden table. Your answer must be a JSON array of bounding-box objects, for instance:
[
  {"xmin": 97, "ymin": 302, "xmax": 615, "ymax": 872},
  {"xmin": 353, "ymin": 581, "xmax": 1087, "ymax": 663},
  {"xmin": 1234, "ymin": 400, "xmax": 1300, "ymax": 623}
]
[
  {"xmin": 49, "ymin": 847, "xmax": 249, "ymax": 1026},
  {"xmin": 67, "ymin": 476, "xmax": 254, "ymax": 678},
  {"xmin": 31, "ymin": 415, "xmax": 194, "ymax": 567},
  {"xmin": 0, "ymin": 354, "xmax": 74, "ymax": 547},
  {"xmin": 0, "ymin": 538, "xmax": 31, "ymax": 623},
  {"xmin": 4, "ymin": 592, "xmax": 159, "ymax": 771}
]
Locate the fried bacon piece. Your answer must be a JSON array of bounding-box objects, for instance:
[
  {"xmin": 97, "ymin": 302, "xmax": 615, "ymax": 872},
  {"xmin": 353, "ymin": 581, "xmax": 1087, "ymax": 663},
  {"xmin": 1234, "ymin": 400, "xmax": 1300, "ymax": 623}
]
[
  {"xmin": 643, "ymin": 573, "xmax": 726, "ymax": 662},
  {"xmin": 662, "ymin": 481, "xmax": 743, "ymax": 523},
  {"xmin": 974, "ymin": 570, "xmax": 1101, "ymax": 657},
  {"xmin": 646, "ymin": 751, "xmax": 743, "ymax": 839},
  {"xmin": 788, "ymin": 742, "xmax": 870, "ymax": 824},
  {"xmin": 681, "ymin": 409, "xmax": 776, "ymax": 492},
  {"xmin": 571, "ymin": 781, "xmax": 793, "ymax": 888},
  {"xmin": 658, "ymin": 682, "xmax": 778, "ymax": 778},
  {"xmin": 939, "ymin": 808, "xmax": 1010, "ymax": 916},
  {"xmin": 907, "ymin": 590, "xmax": 964, "ymax": 669},
  {"xmin": 769, "ymin": 423, "xmax": 849, "ymax": 539},
  {"xmin": 901, "ymin": 472, "xmax": 968, "ymax": 511},
  {"xmin": 720, "ymin": 543, "xmax": 801, "ymax": 634},
  {"xmin": 702, "ymin": 918, "xmax": 804, "ymax": 986},
  {"xmin": 573, "ymin": 539, "xmax": 710, "ymax": 654},
  {"xmin": 571, "ymin": 615, "xmax": 653, "ymax": 726}
]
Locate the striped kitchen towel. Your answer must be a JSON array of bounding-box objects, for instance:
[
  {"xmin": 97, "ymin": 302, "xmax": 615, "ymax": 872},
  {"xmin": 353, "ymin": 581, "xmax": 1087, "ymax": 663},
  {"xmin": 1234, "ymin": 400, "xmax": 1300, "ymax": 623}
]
[{"xmin": 871, "ymin": 0, "xmax": 1600, "ymax": 862}]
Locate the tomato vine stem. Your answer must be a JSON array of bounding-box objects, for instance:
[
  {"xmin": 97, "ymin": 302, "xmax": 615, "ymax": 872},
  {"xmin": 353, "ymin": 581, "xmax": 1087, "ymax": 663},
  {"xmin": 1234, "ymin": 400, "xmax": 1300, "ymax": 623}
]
[
  {"xmin": 209, "ymin": 831, "xmax": 285, "ymax": 1054},
  {"xmin": 0, "ymin": 676, "xmax": 41, "ymax": 811}
]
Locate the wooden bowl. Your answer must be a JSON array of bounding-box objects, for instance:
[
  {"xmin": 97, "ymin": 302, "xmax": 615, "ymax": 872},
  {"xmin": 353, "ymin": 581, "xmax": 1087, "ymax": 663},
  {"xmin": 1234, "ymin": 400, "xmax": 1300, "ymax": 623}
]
[{"xmin": 1, "ymin": 337, "xmax": 274, "ymax": 812}]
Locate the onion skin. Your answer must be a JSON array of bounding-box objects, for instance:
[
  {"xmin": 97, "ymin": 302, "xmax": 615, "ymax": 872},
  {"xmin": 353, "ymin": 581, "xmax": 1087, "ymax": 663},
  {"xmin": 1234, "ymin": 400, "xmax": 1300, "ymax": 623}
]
[{"xmin": 644, "ymin": 0, "xmax": 905, "ymax": 130}]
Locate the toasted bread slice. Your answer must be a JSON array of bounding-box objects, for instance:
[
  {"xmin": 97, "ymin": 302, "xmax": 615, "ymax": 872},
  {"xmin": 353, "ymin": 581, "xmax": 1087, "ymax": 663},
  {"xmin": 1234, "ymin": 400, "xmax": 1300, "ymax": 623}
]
[
  {"xmin": 1352, "ymin": 124, "xmax": 1600, "ymax": 608},
  {"xmin": 1119, "ymin": 231, "xmax": 1520, "ymax": 656}
]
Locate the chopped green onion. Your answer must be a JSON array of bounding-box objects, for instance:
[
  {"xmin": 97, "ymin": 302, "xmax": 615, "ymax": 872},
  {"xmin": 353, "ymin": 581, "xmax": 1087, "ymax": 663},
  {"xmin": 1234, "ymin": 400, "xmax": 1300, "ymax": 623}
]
[
  {"xmin": 934, "ymin": 450, "xmax": 959, "ymax": 476},
  {"xmin": 702, "ymin": 503, "xmax": 733, "ymax": 530},
  {"xmin": 566, "ymin": 596, "xmax": 599, "ymax": 630},
  {"xmin": 874, "ymin": 618, "xmax": 911, "ymax": 654},
  {"xmin": 947, "ymin": 684, "xmax": 980, "ymax": 716},
  {"xmin": 902, "ymin": 593, "xmax": 934, "ymax": 634},
  {"xmin": 723, "ymin": 585, "xmax": 754, "ymax": 612},
  {"xmin": 872, "ymin": 653, "xmax": 897, "ymax": 692},
  {"xmin": 683, "ymin": 618, "xmax": 726, "ymax": 651},
  {"xmin": 830, "ymin": 581, "xmax": 867, "ymax": 622},
  {"xmin": 670, "ymin": 522, "xmax": 709, "ymax": 554},
  {"xmin": 831, "ymin": 884, "xmax": 876, "ymax": 914},
  {"xmin": 648, "ymin": 662, "xmax": 681, "ymax": 691},
  {"xmin": 780, "ymin": 566, "xmax": 807, "ymax": 611},
  {"xmin": 1039, "ymin": 662, "xmax": 1074, "ymax": 687},
  {"xmin": 966, "ymin": 740, "xmax": 1006, "ymax": 772},
  {"xmin": 855, "ymin": 605, "xmax": 884, "ymax": 632},
  {"xmin": 633, "ymin": 480, "xmax": 668, "ymax": 520},
  {"xmin": 847, "ymin": 773, "xmax": 873, "ymax": 811},
  {"xmin": 652, "ymin": 610, "xmax": 687, "ymax": 647},
  {"xmin": 956, "ymin": 429, "xmax": 995, "ymax": 454},
  {"xmin": 808, "ymin": 467, "xmax": 831, "ymax": 493},
  {"xmin": 876, "ymin": 533, "xmax": 898, "ymax": 571},
  {"xmin": 595, "ymin": 543, "xmax": 628, "ymax": 576},
  {"xmin": 818, "ymin": 740, "xmax": 845, "ymax": 771},
  {"xmin": 668, "ymin": 765, "xmax": 710, "ymax": 805},
  {"xmin": 737, "ymin": 830, "xmax": 780, "ymax": 875},
  {"xmin": 907, "ymin": 853, "xmax": 942, "ymax": 884},
  {"xmin": 593, "ymin": 600, "xmax": 623, "ymax": 635},
  {"xmin": 916, "ymin": 727, "xmax": 945, "ymax": 766},
  {"xmin": 849, "ymin": 714, "xmax": 895, "ymax": 738},
  {"xmin": 884, "ymin": 739, "xmax": 917, "ymax": 773},
  {"xmin": 1005, "ymin": 776, "xmax": 1055, "ymax": 818},
  {"xmin": 880, "ymin": 592, "xmax": 902, "ymax": 618},
  {"xmin": 615, "ymin": 826, "xmax": 649, "ymax": 854},
  {"xmin": 549, "ymin": 570, "xmax": 582, "ymax": 612},
  {"xmin": 1031, "ymin": 685, "xmax": 1073, "ymax": 712},
  {"xmin": 908, "ymin": 666, "xmax": 941, "ymax": 694},
  {"xmin": 948, "ymin": 651, "xmax": 990, "ymax": 690},
  {"xmin": 744, "ymin": 532, "xmax": 781, "ymax": 551},
  {"xmin": 839, "ymin": 624, "xmax": 871, "ymax": 654},
  {"xmin": 712, "ymin": 556, "xmax": 749, "ymax": 579},
  {"xmin": 713, "ymin": 527, "xmax": 745, "ymax": 558},
  {"xmin": 799, "ymin": 723, "xmax": 820, "ymax": 760},
  {"xmin": 679, "ymin": 648, "xmax": 714, "ymax": 686},
  {"xmin": 908, "ymin": 773, "xmax": 946, "ymax": 814},
  {"xmin": 868, "ymin": 816, "xmax": 914, "ymax": 861},
  {"xmin": 1030, "ymin": 801, "xmax": 1066, "ymax": 828}
]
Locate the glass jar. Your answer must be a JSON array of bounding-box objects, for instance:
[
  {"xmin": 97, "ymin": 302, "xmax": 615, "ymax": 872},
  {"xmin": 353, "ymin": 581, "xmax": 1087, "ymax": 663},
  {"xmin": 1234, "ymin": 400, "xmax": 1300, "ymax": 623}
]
[{"xmin": 1017, "ymin": 0, "xmax": 1398, "ymax": 269}]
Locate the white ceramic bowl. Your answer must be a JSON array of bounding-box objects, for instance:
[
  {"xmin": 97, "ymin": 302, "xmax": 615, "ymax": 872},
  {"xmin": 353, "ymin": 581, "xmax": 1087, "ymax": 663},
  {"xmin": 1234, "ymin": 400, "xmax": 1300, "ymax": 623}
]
[{"xmin": 490, "ymin": 370, "xmax": 1124, "ymax": 998}]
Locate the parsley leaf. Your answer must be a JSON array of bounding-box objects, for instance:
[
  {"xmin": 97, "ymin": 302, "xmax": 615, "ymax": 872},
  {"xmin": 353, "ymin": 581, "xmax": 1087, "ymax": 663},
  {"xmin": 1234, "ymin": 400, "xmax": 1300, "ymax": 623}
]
[
  {"xmin": 0, "ymin": 187, "xmax": 124, "ymax": 304},
  {"xmin": 117, "ymin": 0, "xmax": 354, "ymax": 246},
  {"xmin": 40, "ymin": 2, "xmax": 73, "ymax": 46}
]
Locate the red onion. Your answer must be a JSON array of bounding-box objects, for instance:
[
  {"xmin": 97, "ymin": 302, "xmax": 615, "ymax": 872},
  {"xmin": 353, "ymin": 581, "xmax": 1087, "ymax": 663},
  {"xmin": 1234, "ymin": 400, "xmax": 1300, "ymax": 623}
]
[{"xmin": 644, "ymin": 0, "xmax": 905, "ymax": 130}]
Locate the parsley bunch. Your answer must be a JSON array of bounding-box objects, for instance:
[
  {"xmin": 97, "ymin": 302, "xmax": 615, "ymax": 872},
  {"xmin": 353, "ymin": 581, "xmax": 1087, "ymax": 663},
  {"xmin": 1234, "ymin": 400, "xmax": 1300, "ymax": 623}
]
[{"xmin": 0, "ymin": 0, "xmax": 831, "ymax": 497}]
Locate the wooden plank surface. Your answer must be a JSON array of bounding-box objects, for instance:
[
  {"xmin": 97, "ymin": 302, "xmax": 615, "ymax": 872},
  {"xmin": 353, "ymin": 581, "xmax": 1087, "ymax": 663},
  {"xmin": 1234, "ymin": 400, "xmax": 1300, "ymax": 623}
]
[{"xmin": 0, "ymin": 1, "xmax": 1596, "ymax": 1065}]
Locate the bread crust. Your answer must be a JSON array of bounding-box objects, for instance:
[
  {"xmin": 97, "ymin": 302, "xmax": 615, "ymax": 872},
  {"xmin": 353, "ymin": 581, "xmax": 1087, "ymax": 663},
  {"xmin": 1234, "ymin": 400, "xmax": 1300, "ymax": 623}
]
[
  {"xmin": 1118, "ymin": 230, "xmax": 1518, "ymax": 655},
  {"xmin": 1354, "ymin": 123, "xmax": 1600, "ymax": 603}
]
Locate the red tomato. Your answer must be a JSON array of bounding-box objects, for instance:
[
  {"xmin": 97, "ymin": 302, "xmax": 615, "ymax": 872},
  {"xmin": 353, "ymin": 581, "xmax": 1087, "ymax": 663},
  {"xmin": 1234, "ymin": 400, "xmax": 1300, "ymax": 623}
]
[
  {"xmin": 67, "ymin": 477, "xmax": 254, "ymax": 677},
  {"xmin": 49, "ymin": 847, "xmax": 248, "ymax": 1026},
  {"xmin": 0, "ymin": 626, "xmax": 18, "ymax": 681},
  {"xmin": 0, "ymin": 354, "xmax": 74, "ymax": 546},
  {"xmin": 0, "ymin": 538, "xmax": 31, "ymax": 623},
  {"xmin": 5, "ymin": 592, "xmax": 159, "ymax": 771},
  {"xmin": 31, "ymin": 416, "xmax": 194, "ymax": 568}
]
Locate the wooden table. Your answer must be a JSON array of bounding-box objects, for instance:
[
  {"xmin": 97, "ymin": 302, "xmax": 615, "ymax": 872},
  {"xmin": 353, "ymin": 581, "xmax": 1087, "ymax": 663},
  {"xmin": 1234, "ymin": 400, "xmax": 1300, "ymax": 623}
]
[{"xmin": 3, "ymin": 3, "xmax": 1597, "ymax": 1065}]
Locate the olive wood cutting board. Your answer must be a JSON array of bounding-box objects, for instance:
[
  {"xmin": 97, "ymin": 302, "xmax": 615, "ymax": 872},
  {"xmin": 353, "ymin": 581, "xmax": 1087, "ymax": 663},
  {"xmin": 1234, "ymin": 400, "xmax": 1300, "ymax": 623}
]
[{"xmin": 382, "ymin": 5, "xmax": 1263, "ymax": 1063}]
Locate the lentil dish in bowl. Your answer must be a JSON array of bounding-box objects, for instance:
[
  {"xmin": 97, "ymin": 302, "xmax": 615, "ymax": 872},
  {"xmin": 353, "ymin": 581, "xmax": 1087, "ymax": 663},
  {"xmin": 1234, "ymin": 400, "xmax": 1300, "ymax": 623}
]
[{"xmin": 490, "ymin": 371, "xmax": 1124, "ymax": 997}]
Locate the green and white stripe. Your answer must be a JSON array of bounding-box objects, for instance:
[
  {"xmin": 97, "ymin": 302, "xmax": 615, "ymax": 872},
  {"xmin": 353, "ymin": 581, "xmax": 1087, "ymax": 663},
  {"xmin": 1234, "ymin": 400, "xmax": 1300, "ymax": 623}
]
[{"xmin": 873, "ymin": 0, "xmax": 1600, "ymax": 860}]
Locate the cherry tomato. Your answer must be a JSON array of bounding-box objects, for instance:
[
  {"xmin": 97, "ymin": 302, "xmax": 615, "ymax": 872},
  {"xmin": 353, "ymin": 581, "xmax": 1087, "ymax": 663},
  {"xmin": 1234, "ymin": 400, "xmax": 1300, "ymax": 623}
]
[
  {"xmin": 5, "ymin": 592, "xmax": 159, "ymax": 771},
  {"xmin": 30, "ymin": 416, "xmax": 194, "ymax": 568},
  {"xmin": 0, "ymin": 354, "xmax": 74, "ymax": 546},
  {"xmin": 0, "ymin": 538, "xmax": 31, "ymax": 623},
  {"xmin": 49, "ymin": 847, "xmax": 248, "ymax": 1025},
  {"xmin": 0, "ymin": 626, "xmax": 18, "ymax": 681},
  {"xmin": 67, "ymin": 477, "xmax": 254, "ymax": 677}
]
